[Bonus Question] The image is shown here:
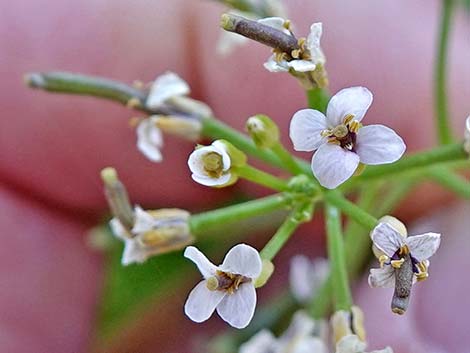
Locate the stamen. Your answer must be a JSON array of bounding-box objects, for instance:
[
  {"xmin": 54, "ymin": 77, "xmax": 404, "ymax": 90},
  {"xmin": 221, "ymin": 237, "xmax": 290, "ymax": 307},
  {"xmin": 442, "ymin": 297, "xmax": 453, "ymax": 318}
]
[
  {"xmin": 415, "ymin": 261, "xmax": 429, "ymax": 282},
  {"xmin": 399, "ymin": 245, "xmax": 410, "ymax": 256},
  {"xmin": 391, "ymin": 258, "xmax": 405, "ymax": 269},
  {"xmin": 321, "ymin": 129, "xmax": 332, "ymax": 137},
  {"xmin": 203, "ymin": 152, "xmax": 223, "ymax": 175},
  {"xmin": 343, "ymin": 114, "xmax": 355, "ymax": 125},
  {"xmin": 332, "ymin": 125, "xmax": 348, "ymax": 138},
  {"xmin": 379, "ymin": 254, "xmax": 389, "ymax": 268},
  {"xmin": 349, "ymin": 120, "xmax": 362, "ymax": 133}
]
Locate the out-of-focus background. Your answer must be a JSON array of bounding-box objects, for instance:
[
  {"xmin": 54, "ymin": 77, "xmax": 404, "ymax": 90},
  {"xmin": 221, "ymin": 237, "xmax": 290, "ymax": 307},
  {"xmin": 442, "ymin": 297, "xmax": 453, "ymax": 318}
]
[{"xmin": 0, "ymin": 0, "xmax": 469, "ymax": 352}]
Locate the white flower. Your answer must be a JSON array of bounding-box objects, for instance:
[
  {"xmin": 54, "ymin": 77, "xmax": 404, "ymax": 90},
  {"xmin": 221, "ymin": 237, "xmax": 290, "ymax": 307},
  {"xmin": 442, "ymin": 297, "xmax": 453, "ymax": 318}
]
[
  {"xmin": 184, "ymin": 244, "xmax": 262, "ymax": 329},
  {"xmin": 188, "ymin": 140, "xmax": 233, "ymax": 186},
  {"xmin": 289, "ymin": 255, "xmax": 329, "ymax": 302},
  {"xmin": 264, "ymin": 21, "xmax": 325, "ymax": 73},
  {"xmin": 145, "ymin": 71, "xmax": 189, "ymax": 109},
  {"xmin": 289, "ymin": 87, "xmax": 406, "ymax": 189},
  {"xmin": 110, "ymin": 206, "xmax": 192, "ymax": 265},
  {"xmin": 136, "ymin": 116, "xmax": 163, "ymax": 162},
  {"xmin": 336, "ymin": 335, "xmax": 393, "ymax": 353},
  {"xmin": 368, "ymin": 222, "xmax": 441, "ymax": 289},
  {"xmin": 239, "ymin": 311, "xmax": 328, "ymax": 353},
  {"xmin": 464, "ymin": 116, "xmax": 470, "ymax": 155}
]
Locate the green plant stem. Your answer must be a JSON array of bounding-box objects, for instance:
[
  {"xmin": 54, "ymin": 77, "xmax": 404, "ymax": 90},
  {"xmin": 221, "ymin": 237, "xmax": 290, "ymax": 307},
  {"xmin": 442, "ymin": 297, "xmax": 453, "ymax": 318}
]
[
  {"xmin": 233, "ymin": 165, "xmax": 289, "ymax": 191},
  {"xmin": 271, "ymin": 142, "xmax": 304, "ymax": 175},
  {"xmin": 189, "ymin": 194, "xmax": 290, "ymax": 235},
  {"xmin": 428, "ymin": 166, "xmax": 470, "ymax": 198},
  {"xmin": 259, "ymin": 204, "xmax": 310, "ymax": 261},
  {"xmin": 306, "ymin": 87, "xmax": 330, "ymax": 113},
  {"xmin": 434, "ymin": 0, "xmax": 455, "ymax": 145},
  {"xmin": 325, "ymin": 203, "xmax": 353, "ymax": 311},
  {"xmin": 25, "ymin": 72, "xmax": 152, "ymax": 112},
  {"xmin": 324, "ymin": 190, "xmax": 378, "ymax": 231}
]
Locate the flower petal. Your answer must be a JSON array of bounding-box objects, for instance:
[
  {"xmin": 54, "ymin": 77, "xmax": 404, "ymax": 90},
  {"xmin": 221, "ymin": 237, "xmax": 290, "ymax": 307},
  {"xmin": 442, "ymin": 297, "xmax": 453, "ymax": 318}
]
[
  {"xmin": 146, "ymin": 71, "xmax": 190, "ymax": 109},
  {"xmin": 258, "ymin": 17, "xmax": 290, "ymax": 34},
  {"xmin": 191, "ymin": 172, "xmax": 232, "ymax": 187},
  {"xmin": 184, "ymin": 246, "xmax": 217, "ymax": 278},
  {"xmin": 288, "ymin": 60, "xmax": 317, "ymax": 72},
  {"xmin": 311, "ymin": 143, "xmax": 360, "ymax": 189},
  {"xmin": 220, "ymin": 244, "xmax": 262, "ymax": 279},
  {"xmin": 184, "ymin": 280, "xmax": 225, "ymax": 323},
  {"xmin": 368, "ymin": 266, "xmax": 395, "ymax": 288},
  {"xmin": 370, "ymin": 223, "xmax": 405, "ymax": 257},
  {"xmin": 136, "ymin": 118, "xmax": 163, "ymax": 162},
  {"xmin": 211, "ymin": 140, "xmax": 231, "ymax": 171},
  {"xmin": 335, "ymin": 334, "xmax": 367, "ymax": 353},
  {"xmin": 289, "ymin": 109, "xmax": 328, "ymax": 152},
  {"xmin": 239, "ymin": 330, "xmax": 276, "ymax": 353},
  {"xmin": 289, "ymin": 255, "xmax": 315, "ymax": 302},
  {"xmin": 296, "ymin": 337, "xmax": 329, "ymax": 353},
  {"xmin": 216, "ymin": 30, "xmax": 249, "ymax": 56},
  {"xmin": 263, "ymin": 55, "xmax": 289, "ymax": 72},
  {"xmin": 406, "ymin": 232, "xmax": 441, "ymax": 262},
  {"xmin": 131, "ymin": 206, "xmax": 156, "ymax": 233},
  {"xmin": 306, "ymin": 22, "xmax": 325, "ymax": 65},
  {"xmin": 326, "ymin": 87, "xmax": 373, "ymax": 127},
  {"xmin": 109, "ymin": 218, "xmax": 129, "ymax": 240},
  {"xmin": 355, "ymin": 125, "xmax": 406, "ymax": 165},
  {"xmin": 216, "ymin": 283, "xmax": 257, "ymax": 329},
  {"xmin": 121, "ymin": 239, "xmax": 145, "ymax": 265}
]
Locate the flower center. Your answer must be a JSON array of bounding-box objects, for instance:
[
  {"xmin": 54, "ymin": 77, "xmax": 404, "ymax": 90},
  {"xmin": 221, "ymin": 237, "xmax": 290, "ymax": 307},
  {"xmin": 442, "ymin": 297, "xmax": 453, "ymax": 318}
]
[
  {"xmin": 202, "ymin": 152, "xmax": 224, "ymax": 178},
  {"xmin": 206, "ymin": 270, "xmax": 251, "ymax": 295},
  {"xmin": 322, "ymin": 114, "xmax": 362, "ymax": 151}
]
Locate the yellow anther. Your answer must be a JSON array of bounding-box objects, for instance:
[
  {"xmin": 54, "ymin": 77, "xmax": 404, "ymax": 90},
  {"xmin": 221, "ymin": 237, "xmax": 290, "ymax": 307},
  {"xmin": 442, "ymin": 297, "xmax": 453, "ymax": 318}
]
[
  {"xmin": 349, "ymin": 120, "xmax": 362, "ymax": 133},
  {"xmin": 321, "ymin": 129, "xmax": 332, "ymax": 137},
  {"xmin": 206, "ymin": 277, "xmax": 219, "ymax": 291},
  {"xmin": 343, "ymin": 114, "xmax": 355, "ymax": 125},
  {"xmin": 328, "ymin": 138, "xmax": 341, "ymax": 145},
  {"xmin": 126, "ymin": 97, "xmax": 142, "ymax": 109},
  {"xmin": 379, "ymin": 254, "xmax": 389, "ymax": 268},
  {"xmin": 283, "ymin": 19, "xmax": 292, "ymax": 30},
  {"xmin": 291, "ymin": 49, "xmax": 301, "ymax": 59},
  {"xmin": 416, "ymin": 272, "xmax": 429, "ymax": 282},
  {"xmin": 399, "ymin": 245, "xmax": 410, "ymax": 256},
  {"xmin": 391, "ymin": 258, "xmax": 405, "ymax": 269}
]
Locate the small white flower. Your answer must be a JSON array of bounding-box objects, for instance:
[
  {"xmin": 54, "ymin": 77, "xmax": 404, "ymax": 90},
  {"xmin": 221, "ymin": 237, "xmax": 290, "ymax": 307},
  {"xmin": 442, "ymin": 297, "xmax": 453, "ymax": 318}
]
[
  {"xmin": 264, "ymin": 21, "xmax": 325, "ymax": 73},
  {"xmin": 289, "ymin": 87, "xmax": 406, "ymax": 189},
  {"xmin": 336, "ymin": 335, "xmax": 393, "ymax": 353},
  {"xmin": 145, "ymin": 71, "xmax": 189, "ymax": 110},
  {"xmin": 188, "ymin": 140, "xmax": 233, "ymax": 186},
  {"xmin": 289, "ymin": 255, "xmax": 329, "ymax": 302},
  {"xmin": 464, "ymin": 116, "xmax": 470, "ymax": 155},
  {"xmin": 136, "ymin": 116, "xmax": 163, "ymax": 162},
  {"xmin": 240, "ymin": 311, "xmax": 328, "ymax": 353},
  {"xmin": 110, "ymin": 206, "xmax": 192, "ymax": 265},
  {"xmin": 184, "ymin": 244, "xmax": 262, "ymax": 329},
  {"xmin": 368, "ymin": 222, "xmax": 441, "ymax": 288}
]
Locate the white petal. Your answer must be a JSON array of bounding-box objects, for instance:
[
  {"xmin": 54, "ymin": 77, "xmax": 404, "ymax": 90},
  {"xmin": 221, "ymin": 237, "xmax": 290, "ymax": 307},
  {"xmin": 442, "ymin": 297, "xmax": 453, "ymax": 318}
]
[
  {"xmin": 184, "ymin": 280, "xmax": 225, "ymax": 323},
  {"xmin": 290, "ymin": 109, "xmax": 328, "ymax": 152},
  {"xmin": 306, "ymin": 22, "xmax": 326, "ymax": 65},
  {"xmin": 289, "ymin": 255, "xmax": 315, "ymax": 302},
  {"xmin": 131, "ymin": 206, "xmax": 156, "ymax": 233},
  {"xmin": 216, "ymin": 30, "xmax": 249, "ymax": 56},
  {"xmin": 136, "ymin": 118, "xmax": 163, "ymax": 162},
  {"xmin": 258, "ymin": 17, "xmax": 290, "ymax": 34},
  {"xmin": 370, "ymin": 223, "xmax": 404, "ymax": 257},
  {"xmin": 355, "ymin": 125, "xmax": 406, "ymax": 165},
  {"xmin": 311, "ymin": 143, "xmax": 360, "ymax": 189},
  {"xmin": 146, "ymin": 71, "xmax": 190, "ymax": 109},
  {"xmin": 239, "ymin": 330, "xmax": 276, "ymax": 353},
  {"xmin": 184, "ymin": 246, "xmax": 217, "ymax": 278},
  {"xmin": 335, "ymin": 335, "xmax": 367, "ymax": 353},
  {"xmin": 121, "ymin": 239, "xmax": 145, "ymax": 265},
  {"xmin": 109, "ymin": 218, "xmax": 129, "ymax": 240},
  {"xmin": 280, "ymin": 310, "xmax": 315, "ymax": 341},
  {"xmin": 219, "ymin": 244, "xmax": 262, "ymax": 279},
  {"xmin": 406, "ymin": 232, "xmax": 441, "ymax": 262},
  {"xmin": 326, "ymin": 87, "xmax": 373, "ymax": 127},
  {"xmin": 465, "ymin": 116, "xmax": 470, "ymax": 138},
  {"xmin": 368, "ymin": 266, "xmax": 395, "ymax": 288},
  {"xmin": 211, "ymin": 140, "xmax": 232, "ymax": 171},
  {"xmin": 188, "ymin": 146, "xmax": 214, "ymax": 176},
  {"xmin": 191, "ymin": 172, "xmax": 232, "ymax": 187},
  {"xmin": 216, "ymin": 283, "xmax": 257, "ymax": 329},
  {"xmin": 295, "ymin": 337, "xmax": 328, "ymax": 353},
  {"xmin": 263, "ymin": 56, "xmax": 289, "ymax": 72},
  {"xmin": 370, "ymin": 348, "xmax": 394, "ymax": 353},
  {"xmin": 288, "ymin": 59, "xmax": 317, "ymax": 72}
]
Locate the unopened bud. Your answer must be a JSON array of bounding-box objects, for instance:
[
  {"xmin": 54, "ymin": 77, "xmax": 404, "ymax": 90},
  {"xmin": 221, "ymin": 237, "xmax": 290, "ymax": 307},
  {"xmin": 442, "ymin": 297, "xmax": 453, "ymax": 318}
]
[
  {"xmin": 167, "ymin": 95, "xmax": 213, "ymax": 119},
  {"xmin": 217, "ymin": 139, "xmax": 247, "ymax": 167},
  {"xmin": 154, "ymin": 115, "xmax": 202, "ymax": 141},
  {"xmin": 246, "ymin": 114, "xmax": 280, "ymax": 149},
  {"xmin": 254, "ymin": 259, "xmax": 275, "ymax": 288},
  {"xmin": 331, "ymin": 306, "xmax": 366, "ymax": 344}
]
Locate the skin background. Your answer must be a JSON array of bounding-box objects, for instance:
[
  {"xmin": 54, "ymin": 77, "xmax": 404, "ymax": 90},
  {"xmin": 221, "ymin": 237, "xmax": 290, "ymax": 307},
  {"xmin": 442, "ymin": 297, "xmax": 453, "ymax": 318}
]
[{"xmin": 0, "ymin": 0, "xmax": 469, "ymax": 352}]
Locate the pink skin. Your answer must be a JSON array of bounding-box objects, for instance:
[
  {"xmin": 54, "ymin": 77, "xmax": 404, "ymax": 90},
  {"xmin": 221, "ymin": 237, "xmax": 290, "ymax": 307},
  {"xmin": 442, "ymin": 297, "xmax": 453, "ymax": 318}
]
[{"xmin": 0, "ymin": 0, "xmax": 468, "ymax": 352}]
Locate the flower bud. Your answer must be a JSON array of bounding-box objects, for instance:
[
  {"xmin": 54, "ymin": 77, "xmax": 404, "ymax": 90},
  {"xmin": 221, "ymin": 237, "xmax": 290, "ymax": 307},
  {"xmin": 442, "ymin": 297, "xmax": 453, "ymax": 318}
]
[
  {"xmin": 254, "ymin": 259, "xmax": 275, "ymax": 288},
  {"xmin": 246, "ymin": 114, "xmax": 280, "ymax": 149},
  {"xmin": 464, "ymin": 116, "xmax": 470, "ymax": 156},
  {"xmin": 330, "ymin": 306, "xmax": 366, "ymax": 344}
]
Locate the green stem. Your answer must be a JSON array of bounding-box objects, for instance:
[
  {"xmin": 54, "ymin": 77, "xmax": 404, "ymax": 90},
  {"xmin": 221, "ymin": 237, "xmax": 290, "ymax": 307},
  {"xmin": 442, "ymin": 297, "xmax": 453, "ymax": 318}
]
[
  {"xmin": 189, "ymin": 194, "xmax": 290, "ymax": 235},
  {"xmin": 428, "ymin": 166, "xmax": 470, "ymax": 198},
  {"xmin": 25, "ymin": 72, "xmax": 151, "ymax": 112},
  {"xmin": 271, "ymin": 142, "xmax": 304, "ymax": 175},
  {"xmin": 325, "ymin": 203, "xmax": 353, "ymax": 311},
  {"xmin": 349, "ymin": 143, "xmax": 466, "ymax": 185},
  {"xmin": 306, "ymin": 88, "xmax": 330, "ymax": 113},
  {"xmin": 259, "ymin": 204, "xmax": 310, "ymax": 261},
  {"xmin": 324, "ymin": 190, "xmax": 378, "ymax": 231},
  {"xmin": 234, "ymin": 165, "xmax": 289, "ymax": 191},
  {"xmin": 434, "ymin": 0, "xmax": 455, "ymax": 144}
]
